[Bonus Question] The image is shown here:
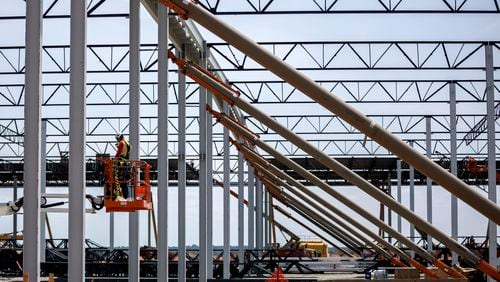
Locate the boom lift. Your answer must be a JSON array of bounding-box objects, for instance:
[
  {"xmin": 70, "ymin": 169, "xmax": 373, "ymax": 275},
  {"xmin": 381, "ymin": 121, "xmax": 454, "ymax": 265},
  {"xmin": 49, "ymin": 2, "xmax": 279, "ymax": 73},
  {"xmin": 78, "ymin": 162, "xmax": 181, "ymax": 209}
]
[{"xmin": 102, "ymin": 159, "xmax": 152, "ymax": 212}]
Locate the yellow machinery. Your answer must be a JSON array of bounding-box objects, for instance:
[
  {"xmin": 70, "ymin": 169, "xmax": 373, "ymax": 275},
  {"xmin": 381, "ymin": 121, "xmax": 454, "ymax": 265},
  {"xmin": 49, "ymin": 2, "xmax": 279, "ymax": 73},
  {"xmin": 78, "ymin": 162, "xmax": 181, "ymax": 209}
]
[{"xmin": 299, "ymin": 240, "xmax": 328, "ymax": 257}]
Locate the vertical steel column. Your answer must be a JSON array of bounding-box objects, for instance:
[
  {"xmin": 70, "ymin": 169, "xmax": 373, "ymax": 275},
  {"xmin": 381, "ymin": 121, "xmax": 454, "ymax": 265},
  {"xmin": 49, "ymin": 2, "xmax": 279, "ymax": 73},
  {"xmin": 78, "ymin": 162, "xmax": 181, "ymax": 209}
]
[
  {"xmin": 425, "ymin": 117, "xmax": 433, "ymax": 252},
  {"xmin": 256, "ymin": 180, "xmax": 263, "ymax": 249},
  {"xmin": 23, "ymin": 0, "xmax": 42, "ymax": 280},
  {"xmin": 178, "ymin": 50, "xmax": 187, "ymax": 281},
  {"xmin": 110, "ymin": 213, "xmax": 114, "ymax": 250},
  {"xmin": 13, "ymin": 175, "xmax": 18, "ymax": 236},
  {"xmin": 40, "ymin": 120, "xmax": 47, "ymax": 262},
  {"xmin": 148, "ymin": 212, "xmax": 152, "ymax": 247},
  {"xmin": 449, "ymin": 81, "xmax": 458, "ymax": 265},
  {"xmin": 206, "ymin": 91, "xmax": 214, "ymax": 279},
  {"xmin": 157, "ymin": 4, "xmax": 169, "ymax": 281},
  {"xmin": 268, "ymin": 194, "xmax": 273, "ymax": 244},
  {"xmin": 248, "ymin": 166, "xmax": 255, "ymax": 249},
  {"xmin": 485, "ymin": 44, "xmax": 497, "ymax": 281},
  {"xmin": 223, "ymin": 102, "xmax": 230, "ymax": 279},
  {"xmin": 397, "ymin": 159, "xmax": 402, "ymax": 247},
  {"xmin": 409, "ymin": 141, "xmax": 415, "ymax": 242},
  {"xmin": 128, "ymin": 0, "xmax": 141, "ymax": 280},
  {"xmin": 198, "ymin": 42, "xmax": 208, "ymax": 281},
  {"xmin": 238, "ymin": 134, "xmax": 245, "ymax": 268},
  {"xmin": 387, "ymin": 173, "xmax": 392, "ymax": 244},
  {"xmin": 68, "ymin": 0, "xmax": 86, "ymax": 280},
  {"xmin": 264, "ymin": 191, "xmax": 269, "ymax": 246}
]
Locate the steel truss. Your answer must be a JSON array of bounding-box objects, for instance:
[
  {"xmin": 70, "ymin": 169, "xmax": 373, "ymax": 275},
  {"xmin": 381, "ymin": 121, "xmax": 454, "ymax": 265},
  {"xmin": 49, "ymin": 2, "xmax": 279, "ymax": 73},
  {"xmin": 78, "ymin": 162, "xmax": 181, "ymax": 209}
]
[
  {"xmin": 1, "ymin": 42, "xmax": 499, "ymax": 75},
  {"xmin": 195, "ymin": 0, "xmax": 500, "ymax": 14},
  {"xmin": 1, "ymin": 113, "xmax": 498, "ymax": 159},
  {"xmin": 2, "ymin": 0, "xmax": 500, "ymax": 22},
  {"xmin": 1, "ymin": 80, "xmax": 498, "ymax": 108},
  {"xmin": 231, "ymin": 80, "xmax": 500, "ymax": 104},
  {"xmin": 0, "ymin": 0, "xmax": 129, "ymax": 20},
  {"xmin": 208, "ymin": 41, "xmax": 500, "ymax": 71}
]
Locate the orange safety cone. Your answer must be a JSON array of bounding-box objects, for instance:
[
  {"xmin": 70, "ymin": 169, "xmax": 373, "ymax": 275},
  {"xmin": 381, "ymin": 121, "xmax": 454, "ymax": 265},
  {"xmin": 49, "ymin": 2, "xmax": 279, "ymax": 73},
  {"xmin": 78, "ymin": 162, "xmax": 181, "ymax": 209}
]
[{"xmin": 266, "ymin": 266, "xmax": 288, "ymax": 282}]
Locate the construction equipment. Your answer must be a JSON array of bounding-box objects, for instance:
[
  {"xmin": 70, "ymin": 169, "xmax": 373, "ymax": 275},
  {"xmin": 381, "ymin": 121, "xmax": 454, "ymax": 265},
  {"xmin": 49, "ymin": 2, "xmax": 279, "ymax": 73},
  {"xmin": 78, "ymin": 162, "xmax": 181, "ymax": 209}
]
[
  {"xmin": 103, "ymin": 160, "xmax": 152, "ymax": 212},
  {"xmin": 299, "ymin": 241, "xmax": 329, "ymax": 258},
  {"xmin": 0, "ymin": 194, "xmax": 104, "ymax": 216},
  {"xmin": 464, "ymin": 156, "xmax": 500, "ymax": 183}
]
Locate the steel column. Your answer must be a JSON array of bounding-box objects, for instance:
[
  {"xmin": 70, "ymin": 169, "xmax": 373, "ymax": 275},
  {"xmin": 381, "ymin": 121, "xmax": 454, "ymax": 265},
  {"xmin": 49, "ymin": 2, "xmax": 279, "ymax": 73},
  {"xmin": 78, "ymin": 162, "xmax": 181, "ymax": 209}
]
[
  {"xmin": 425, "ymin": 117, "xmax": 433, "ymax": 252},
  {"xmin": 198, "ymin": 42, "xmax": 208, "ymax": 281},
  {"xmin": 256, "ymin": 179, "xmax": 263, "ymax": 249},
  {"xmin": 264, "ymin": 190, "xmax": 269, "ymax": 246},
  {"xmin": 485, "ymin": 44, "xmax": 497, "ymax": 282},
  {"xmin": 110, "ymin": 213, "xmax": 115, "ymax": 250},
  {"xmin": 387, "ymin": 174, "xmax": 392, "ymax": 244},
  {"xmin": 170, "ymin": 0, "xmax": 500, "ymax": 224},
  {"xmin": 206, "ymin": 91, "xmax": 214, "ymax": 279},
  {"xmin": 23, "ymin": 0, "xmax": 42, "ymax": 279},
  {"xmin": 247, "ymin": 166, "xmax": 255, "ymax": 249},
  {"xmin": 128, "ymin": 0, "xmax": 141, "ymax": 280},
  {"xmin": 223, "ymin": 101, "xmax": 230, "ymax": 279},
  {"xmin": 148, "ymin": 212, "xmax": 152, "ymax": 247},
  {"xmin": 178, "ymin": 49, "xmax": 187, "ymax": 281},
  {"xmin": 40, "ymin": 120, "xmax": 47, "ymax": 263},
  {"xmin": 68, "ymin": 0, "xmax": 86, "ymax": 280},
  {"xmin": 449, "ymin": 81, "xmax": 458, "ymax": 265},
  {"xmin": 13, "ymin": 176, "xmax": 18, "ymax": 237},
  {"xmin": 157, "ymin": 4, "xmax": 169, "ymax": 281},
  {"xmin": 397, "ymin": 159, "xmax": 402, "ymax": 245},
  {"xmin": 409, "ymin": 141, "xmax": 415, "ymax": 242},
  {"xmin": 267, "ymin": 192, "xmax": 272, "ymax": 245},
  {"xmin": 238, "ymin": 135, "xmax": 245, "ymax": 267}
]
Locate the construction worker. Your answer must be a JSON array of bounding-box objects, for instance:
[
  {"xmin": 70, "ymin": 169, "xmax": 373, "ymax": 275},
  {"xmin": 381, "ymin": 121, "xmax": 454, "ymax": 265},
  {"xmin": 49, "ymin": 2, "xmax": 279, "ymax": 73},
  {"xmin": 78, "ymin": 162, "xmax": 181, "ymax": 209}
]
[
  {"xmin": 115, "ymin": 133, "xmax": 130, "ymax": 161},
  {"xmin": 113, "ymin": 134, "xmax": 131, "ymax": 200}
]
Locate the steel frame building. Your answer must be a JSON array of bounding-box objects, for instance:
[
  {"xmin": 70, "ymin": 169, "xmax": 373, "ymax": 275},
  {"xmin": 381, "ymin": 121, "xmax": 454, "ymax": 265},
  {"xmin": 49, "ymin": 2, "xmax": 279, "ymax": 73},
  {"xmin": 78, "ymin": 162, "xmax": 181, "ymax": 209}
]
[{"xmin": 0, "ymin": 0, "xmax": 499, "ymax": 281}]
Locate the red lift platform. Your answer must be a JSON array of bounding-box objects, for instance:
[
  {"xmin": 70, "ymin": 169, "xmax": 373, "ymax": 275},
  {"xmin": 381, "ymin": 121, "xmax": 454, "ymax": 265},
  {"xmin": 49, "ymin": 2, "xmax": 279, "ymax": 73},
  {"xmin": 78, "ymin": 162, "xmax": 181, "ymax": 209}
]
[{"xmin": 103, "ymin": 160, "xmax": 152, "ymax": 212}]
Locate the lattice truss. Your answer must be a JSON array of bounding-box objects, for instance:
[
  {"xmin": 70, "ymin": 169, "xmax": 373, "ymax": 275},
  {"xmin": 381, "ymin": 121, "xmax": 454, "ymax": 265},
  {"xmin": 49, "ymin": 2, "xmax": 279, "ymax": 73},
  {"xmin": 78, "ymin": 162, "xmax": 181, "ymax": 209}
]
[
  {"xmin": 0, "ymin": 0, "xmax": 499, "ymax": 164},
  {"xmin": 195, "ymin": 0, "xmax": 500, "ymax": 13}
]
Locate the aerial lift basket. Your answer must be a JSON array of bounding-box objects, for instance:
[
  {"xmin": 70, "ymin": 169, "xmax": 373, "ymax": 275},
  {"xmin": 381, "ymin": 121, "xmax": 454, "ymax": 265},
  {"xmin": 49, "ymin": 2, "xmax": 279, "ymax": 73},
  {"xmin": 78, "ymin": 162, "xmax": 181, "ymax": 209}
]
[{"xmin": 103, "ymin": 160, "xmax": 152, "ymax": 212}]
